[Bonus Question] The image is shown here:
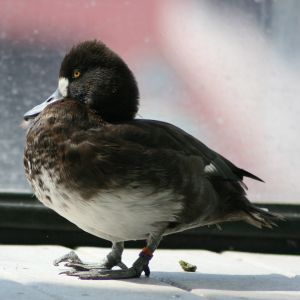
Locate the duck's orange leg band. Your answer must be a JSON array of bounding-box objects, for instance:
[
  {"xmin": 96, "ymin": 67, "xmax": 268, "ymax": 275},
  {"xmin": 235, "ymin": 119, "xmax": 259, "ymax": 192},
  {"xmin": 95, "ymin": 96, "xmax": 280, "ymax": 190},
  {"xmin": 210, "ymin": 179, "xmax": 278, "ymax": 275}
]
[{"xmin": 139, "ymin": 247, "xmax": 153, "ymax": 260}]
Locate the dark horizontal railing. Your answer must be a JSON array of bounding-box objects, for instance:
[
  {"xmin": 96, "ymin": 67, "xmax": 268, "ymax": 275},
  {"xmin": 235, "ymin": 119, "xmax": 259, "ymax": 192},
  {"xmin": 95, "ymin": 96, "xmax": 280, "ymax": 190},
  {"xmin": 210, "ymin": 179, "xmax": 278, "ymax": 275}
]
[{"xmin": 0, "ymin": 192, "xmax": 299, "ymax": 254}]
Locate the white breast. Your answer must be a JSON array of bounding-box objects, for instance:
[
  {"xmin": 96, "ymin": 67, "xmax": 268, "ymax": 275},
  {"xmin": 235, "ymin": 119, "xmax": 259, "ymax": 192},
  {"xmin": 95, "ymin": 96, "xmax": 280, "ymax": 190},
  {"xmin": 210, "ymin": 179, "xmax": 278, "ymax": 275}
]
[{"xmin": 32, "ymin": 168, "xmax": 183, "ymax": 242}]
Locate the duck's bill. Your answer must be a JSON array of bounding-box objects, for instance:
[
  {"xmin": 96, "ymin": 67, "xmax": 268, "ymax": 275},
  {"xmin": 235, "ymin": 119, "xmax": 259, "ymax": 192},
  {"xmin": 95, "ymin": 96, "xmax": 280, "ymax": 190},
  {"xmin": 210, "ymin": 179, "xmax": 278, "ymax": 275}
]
[{"xmin": 24, "ymin": 88, "xmax": 63, "ymax": 121}]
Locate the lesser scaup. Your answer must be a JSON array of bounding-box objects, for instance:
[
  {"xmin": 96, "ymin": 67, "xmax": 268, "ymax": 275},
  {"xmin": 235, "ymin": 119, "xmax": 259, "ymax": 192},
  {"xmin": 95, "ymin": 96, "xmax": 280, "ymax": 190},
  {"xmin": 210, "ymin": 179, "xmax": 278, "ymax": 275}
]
[{"xmin": 24, "ymin": 40, "xmax": 278, "ymax": 279}]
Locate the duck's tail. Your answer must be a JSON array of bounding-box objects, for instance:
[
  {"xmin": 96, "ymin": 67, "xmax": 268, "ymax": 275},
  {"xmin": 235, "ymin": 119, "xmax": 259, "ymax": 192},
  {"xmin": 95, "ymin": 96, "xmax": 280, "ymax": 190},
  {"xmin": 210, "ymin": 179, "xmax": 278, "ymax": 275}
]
[{"xmin": 242, "ymin": 204, "xmax": 282, "ymax": 229}]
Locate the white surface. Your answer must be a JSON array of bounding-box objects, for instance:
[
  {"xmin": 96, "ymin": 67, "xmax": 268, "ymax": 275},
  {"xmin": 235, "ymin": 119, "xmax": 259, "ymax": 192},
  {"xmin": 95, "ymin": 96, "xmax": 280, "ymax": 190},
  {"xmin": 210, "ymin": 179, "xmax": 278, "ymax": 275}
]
[{"xmin": 0, "ymin": 246, "xmax": 299, "ymax": 300}]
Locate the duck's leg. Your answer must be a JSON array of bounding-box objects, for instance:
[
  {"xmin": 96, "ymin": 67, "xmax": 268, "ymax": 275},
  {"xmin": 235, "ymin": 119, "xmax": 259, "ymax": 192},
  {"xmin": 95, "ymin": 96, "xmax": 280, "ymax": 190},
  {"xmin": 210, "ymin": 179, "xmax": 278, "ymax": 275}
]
[
  {"xmin": 54, "ymin": 241, "xmax": 127, "ymax": 271},
  {"xmin": 65, "ymin": 230, "xmax": 164, "ymax": 279}
]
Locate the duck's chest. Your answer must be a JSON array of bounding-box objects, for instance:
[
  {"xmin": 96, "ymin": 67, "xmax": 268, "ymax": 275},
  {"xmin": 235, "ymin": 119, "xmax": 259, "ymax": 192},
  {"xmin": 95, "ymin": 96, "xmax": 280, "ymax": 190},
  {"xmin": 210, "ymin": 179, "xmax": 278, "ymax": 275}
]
[
  {"xmin": 24, "ymin": 120, "xmax": 63, "ymax": 192},
  {"xmin": 24, "ymin": 160, "xmax": 183, "ymax": 242},
  {"xmin": 24, "ymin": 128, "xmax": 111, "ymax": 238},
  {"xmin": 24, "ymin": 104, "xmax": 100, "ymax": 189},
  {"xmin": 24, "ymin": 141, "xmax": 65, "ymax": 224}
]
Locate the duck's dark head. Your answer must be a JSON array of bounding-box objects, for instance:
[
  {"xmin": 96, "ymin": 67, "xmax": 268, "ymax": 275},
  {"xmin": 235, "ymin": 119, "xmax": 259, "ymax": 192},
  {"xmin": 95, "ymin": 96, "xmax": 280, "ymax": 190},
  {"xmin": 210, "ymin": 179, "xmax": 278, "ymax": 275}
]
[{"xmin": 24, "ymin": 40, "xmax": 139, "ymax": 122}]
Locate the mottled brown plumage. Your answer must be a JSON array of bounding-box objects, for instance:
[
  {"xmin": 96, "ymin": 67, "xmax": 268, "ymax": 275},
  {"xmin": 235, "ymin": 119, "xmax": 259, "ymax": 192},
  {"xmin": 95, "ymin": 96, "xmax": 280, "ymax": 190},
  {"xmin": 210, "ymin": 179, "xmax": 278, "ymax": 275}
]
[{"xmin": 24, "ymin": 40, "xmax": 278, "ymax": 279}]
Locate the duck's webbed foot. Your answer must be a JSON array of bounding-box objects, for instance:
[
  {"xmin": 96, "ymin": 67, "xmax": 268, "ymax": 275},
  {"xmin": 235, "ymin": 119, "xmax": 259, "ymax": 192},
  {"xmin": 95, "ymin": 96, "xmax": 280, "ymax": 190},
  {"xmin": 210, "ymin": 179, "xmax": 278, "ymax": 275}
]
[
  {"xmin": 54, "ymin": 250, "xmax": 83, "ymax": 267},
  {"xmin": 66, "ymin": 247, "xmax": 153, "ymax": 279},
  {"xmin": 54, "ymin": 242, "xmax": 127, "ymax": 272},
  {"xmin": 58, "ymin": 230, "xmax": 163, "ymax": 280}
]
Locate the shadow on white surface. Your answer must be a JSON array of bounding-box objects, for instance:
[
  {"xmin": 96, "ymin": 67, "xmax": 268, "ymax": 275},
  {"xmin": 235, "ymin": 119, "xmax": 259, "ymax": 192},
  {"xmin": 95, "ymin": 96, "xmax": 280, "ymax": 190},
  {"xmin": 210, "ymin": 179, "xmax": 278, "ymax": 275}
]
[
  {"xmin": 153, "ymin": 272, "xmax": 300, "ymax": 292},
  {"xmin": 1, "ymin": 272, "xmax": 299, "ymax": 299},
  {"xmin": 0, "ymin": 278, "xmax": 201, "ymax": 300}
]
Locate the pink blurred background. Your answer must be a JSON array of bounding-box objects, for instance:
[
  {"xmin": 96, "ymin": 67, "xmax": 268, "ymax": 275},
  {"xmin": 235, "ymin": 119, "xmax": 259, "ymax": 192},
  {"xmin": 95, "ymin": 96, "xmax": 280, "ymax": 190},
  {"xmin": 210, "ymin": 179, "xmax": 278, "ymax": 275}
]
[{"xmin": 0, "ymin": 0, "xmax": 299, "ymax": 203}]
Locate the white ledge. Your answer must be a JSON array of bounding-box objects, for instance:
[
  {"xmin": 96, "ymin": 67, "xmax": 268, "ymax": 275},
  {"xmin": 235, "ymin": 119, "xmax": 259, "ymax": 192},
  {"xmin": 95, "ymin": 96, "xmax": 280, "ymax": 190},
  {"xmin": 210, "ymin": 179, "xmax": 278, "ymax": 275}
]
[{"xmin": 0, "ymin": 245, "xmax": 299, "ymax": 300}]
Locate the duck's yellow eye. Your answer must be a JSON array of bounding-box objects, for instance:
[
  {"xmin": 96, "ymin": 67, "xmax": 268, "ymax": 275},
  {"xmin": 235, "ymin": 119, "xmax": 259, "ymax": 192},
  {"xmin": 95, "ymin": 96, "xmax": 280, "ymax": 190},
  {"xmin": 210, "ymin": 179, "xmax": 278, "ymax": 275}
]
[{"xmin": 73, "ymin": 70, "xmax": 81, "ymax": 78}]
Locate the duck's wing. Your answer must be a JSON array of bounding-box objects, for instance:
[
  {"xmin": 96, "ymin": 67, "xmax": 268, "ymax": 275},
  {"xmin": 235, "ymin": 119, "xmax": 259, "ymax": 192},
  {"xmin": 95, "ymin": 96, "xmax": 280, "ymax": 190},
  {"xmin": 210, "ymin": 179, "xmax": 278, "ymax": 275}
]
[
  {"xmin": 61, "ymin": 118, "xmax": 262, "ymax": 193},
  {"xmin": 112, "ymin": 119, "xmax": 264, "ymax": 185}
]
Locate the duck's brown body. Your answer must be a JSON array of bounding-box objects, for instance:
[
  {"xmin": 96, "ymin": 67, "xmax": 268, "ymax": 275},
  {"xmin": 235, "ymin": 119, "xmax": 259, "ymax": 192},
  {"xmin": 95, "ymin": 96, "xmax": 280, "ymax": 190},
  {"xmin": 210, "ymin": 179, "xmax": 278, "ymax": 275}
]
[{"xmin": 25, "ymin": 100, "xmax": 273, "ymax": 244}]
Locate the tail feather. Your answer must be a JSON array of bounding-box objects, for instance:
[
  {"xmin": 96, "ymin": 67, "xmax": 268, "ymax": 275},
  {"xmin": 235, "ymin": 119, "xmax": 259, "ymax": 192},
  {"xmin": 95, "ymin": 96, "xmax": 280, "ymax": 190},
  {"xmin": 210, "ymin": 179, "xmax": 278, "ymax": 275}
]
[
  {"xmin": 243, "ymin": 205, "xmax": 283, "ymax": 229},
  {"xmin": 238, "ymin": 168, "xmax": 265, "ymax": 183}
]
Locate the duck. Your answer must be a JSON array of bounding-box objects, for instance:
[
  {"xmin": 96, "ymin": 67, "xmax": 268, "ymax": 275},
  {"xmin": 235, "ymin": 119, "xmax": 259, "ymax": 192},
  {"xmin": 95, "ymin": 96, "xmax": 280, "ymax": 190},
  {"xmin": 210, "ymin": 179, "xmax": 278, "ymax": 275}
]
[{"xmin": 23, "ymin": 40, "xmax": 278, "ymax": 279}]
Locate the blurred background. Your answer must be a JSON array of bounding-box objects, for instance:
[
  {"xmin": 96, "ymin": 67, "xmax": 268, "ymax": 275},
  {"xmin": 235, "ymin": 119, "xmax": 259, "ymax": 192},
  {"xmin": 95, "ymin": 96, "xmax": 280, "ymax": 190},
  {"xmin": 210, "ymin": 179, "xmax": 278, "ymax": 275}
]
[{"xmin": 0, "ymin": 0, "xmax": 299, "ymax": 203}]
